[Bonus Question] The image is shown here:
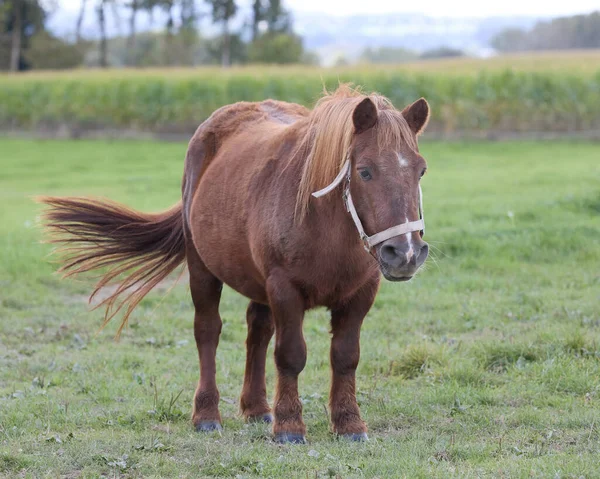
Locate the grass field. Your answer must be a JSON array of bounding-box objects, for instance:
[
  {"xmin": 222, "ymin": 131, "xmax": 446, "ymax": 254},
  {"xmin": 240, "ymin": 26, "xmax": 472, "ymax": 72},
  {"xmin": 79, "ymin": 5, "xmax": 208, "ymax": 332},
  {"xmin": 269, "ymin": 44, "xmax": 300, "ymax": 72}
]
[
  {"xmin": 3, "ymin": 50, "xmax": 600, "ymax": 80},
  {"xmin": 1, "ymin": 137, "xmax": 599, "ymax": 478}
]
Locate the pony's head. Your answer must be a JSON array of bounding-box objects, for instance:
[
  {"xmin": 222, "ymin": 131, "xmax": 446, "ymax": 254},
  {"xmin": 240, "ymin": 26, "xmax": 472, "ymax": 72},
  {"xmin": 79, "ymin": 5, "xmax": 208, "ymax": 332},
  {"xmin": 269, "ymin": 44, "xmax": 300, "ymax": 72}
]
[
  {"xmin": 350, "ymin": 95, "xmax": 430, "ymax": 281},
  {"xmin": 298, "ymin": 86, "xmax": 430, "ymax": 281}
]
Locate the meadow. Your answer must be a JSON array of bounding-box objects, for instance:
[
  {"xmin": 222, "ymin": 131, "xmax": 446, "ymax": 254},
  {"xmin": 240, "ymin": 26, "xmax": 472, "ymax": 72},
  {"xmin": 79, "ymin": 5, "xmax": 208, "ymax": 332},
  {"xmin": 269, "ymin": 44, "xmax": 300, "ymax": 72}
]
[
  {"xmin": 1, "ymin": 51, "xmax": 600, "ymax": 135},
  {"xmin": 0, "ymin": 136, "xmax": 599, "ymax": 478}
]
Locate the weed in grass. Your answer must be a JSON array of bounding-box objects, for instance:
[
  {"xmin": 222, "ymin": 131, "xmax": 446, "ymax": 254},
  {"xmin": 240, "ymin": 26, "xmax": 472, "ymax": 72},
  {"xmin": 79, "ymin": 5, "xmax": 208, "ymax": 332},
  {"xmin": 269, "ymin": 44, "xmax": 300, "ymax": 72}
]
[
  {"xmin": 393, "ymin": 343, "xmax": 446, "ymax": 378},
  {"xmin": 150, "ymin": 381, "xmax": 185, "ymax": 422},
  {"xmin": 441, "ymin": 361, "xmax": 487, "ymax": 387},
  {"xmin": 0, "ymin": 453, "xmax": 31, "ymax": 474},
  {"xmin": 476, "ymin": 341, "xmax": 541, "ymax": 372}
]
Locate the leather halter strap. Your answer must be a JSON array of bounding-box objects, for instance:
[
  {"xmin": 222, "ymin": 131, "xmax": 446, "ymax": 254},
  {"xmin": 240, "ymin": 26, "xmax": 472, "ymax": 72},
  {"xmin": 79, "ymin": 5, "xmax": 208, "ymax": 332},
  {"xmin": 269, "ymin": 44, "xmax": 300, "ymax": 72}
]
[{"xmin": 312, "ymin": 159, "xmax": 425, "ymax": 251}]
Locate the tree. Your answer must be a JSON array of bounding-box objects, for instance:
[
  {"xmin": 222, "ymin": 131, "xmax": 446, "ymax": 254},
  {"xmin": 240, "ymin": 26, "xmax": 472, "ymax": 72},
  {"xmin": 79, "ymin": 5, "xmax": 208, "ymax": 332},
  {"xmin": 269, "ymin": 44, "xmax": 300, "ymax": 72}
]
[
  {"xmin": 75, "ymin": 0, "xmax": 88, "ymax": 43},
  {"xmin": 491, "ymin": 11, "xmax": 600, "ymax": 52},
  {"xmin": 9, "ymin": 0, "xmax": 22, "ymax": 70},
  {"xmin": 205, "ymin": 0, "xmax": 237, "ymax": 67},
  {"xmin": 126, "ymin": 0, "xmax": 138, "ymax": 52},
  {"xmin": 25, "ymin": 30, "xmax": 84, "ymax": 69},
  {"xmin": 74, "ymin": 0, "xmax": 120, "ymax": 67},
  {"xmin": 159, "ymin": 0, "xmax": 175, "ymax": 65},
  {"xmin": 114, "ymin": 0, "xmax": 200, "ymax": 66},
  {"xmin": 248, "ymin": 0, "xmax": 289, "ymax": 41},
  {"xmin": 178, "ymin": 0, "xmax": 197, "ymax": 64},
  {"xmin": 206, "ymin": 32, "xmax": 246, "ymax": 65},
  {"xmin": 135, "ymin": 0, "xmax": 175, "ymax": 65},
  {"xmin": 179, "ymin": 0, "xmax": 196, "ymax": 33},
  {"xmin": 1, "ymin": 0, "xmax": 46, "ymax": 71},
  {"xmin": 96, "ymin": 0, "xmax": 107, "ymax": 67},
  {"xmin": 264, "ymin": 0, "xmax": 290, "ymax": 34},
  {"xmin": 490, "ymin": 27, "xmax": 529, "ymax": 52},
  {"xmin": 250, "ymin": 0, "xmax": 263, "ymax": 41},
  {"xmin": 248, "ymin": 32, "xmax": 303, "ymax": 64}
]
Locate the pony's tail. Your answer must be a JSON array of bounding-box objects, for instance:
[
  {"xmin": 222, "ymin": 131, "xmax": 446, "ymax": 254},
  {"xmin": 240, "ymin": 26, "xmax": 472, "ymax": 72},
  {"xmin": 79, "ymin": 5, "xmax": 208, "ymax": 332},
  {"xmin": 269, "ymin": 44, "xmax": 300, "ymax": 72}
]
[{"xmin": 37, "ymin": 196, "xmax": 186, "ymax": 337}]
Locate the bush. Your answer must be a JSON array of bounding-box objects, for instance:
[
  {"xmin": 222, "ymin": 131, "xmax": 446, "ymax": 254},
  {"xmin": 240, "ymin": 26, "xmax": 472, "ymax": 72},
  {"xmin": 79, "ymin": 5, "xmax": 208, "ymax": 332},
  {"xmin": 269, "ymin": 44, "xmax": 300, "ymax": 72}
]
[{"xmin": 24, "ymin": 32, "xmax": 85, "ymax": 70}]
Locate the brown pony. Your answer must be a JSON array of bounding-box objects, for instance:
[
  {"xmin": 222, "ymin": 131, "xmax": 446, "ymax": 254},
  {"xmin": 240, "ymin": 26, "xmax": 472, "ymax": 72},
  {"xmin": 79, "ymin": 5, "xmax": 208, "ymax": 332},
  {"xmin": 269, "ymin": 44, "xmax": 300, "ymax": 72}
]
[{"xmin": 39, "ymin": 85, "xmax": 431, "ymax": 443}]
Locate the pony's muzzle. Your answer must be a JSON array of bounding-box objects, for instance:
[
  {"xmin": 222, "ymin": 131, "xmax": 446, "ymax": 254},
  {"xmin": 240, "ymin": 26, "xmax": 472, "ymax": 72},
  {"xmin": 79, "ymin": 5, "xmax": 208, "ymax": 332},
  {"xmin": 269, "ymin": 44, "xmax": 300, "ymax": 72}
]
[{"xmin": 378, "ymin": 235, "xmax": 428, "ymax": 280}]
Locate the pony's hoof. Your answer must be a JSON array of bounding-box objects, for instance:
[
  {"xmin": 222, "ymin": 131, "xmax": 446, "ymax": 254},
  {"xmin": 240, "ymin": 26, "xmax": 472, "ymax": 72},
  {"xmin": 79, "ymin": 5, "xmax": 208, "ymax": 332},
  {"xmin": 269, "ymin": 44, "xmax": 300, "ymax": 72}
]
[
  {"xmin": 248, "ymin": 413, "xmax": 273, "ymax": 424},
  {"xmin": 275, "ymin": 432, "xmax": 306, "ymax": 444},
  {"xmin": 195, "ymin": 421, "xmax": 223, "ymax": 432},
  {"xmin": 341, "ymin": 432, "xmax": 369, "ymax": 442}
]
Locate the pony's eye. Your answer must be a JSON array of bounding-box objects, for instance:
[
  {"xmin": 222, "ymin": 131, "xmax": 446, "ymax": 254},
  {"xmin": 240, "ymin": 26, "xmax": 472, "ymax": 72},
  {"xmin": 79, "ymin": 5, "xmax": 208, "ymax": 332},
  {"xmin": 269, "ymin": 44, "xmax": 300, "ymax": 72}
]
[
  {"xmin": 359, "ymin": 169, "xmax": 372, "ymax": 181},
  {"xmin": 420, "ymin": 168, "xmax": 427, "ymax": 178}
]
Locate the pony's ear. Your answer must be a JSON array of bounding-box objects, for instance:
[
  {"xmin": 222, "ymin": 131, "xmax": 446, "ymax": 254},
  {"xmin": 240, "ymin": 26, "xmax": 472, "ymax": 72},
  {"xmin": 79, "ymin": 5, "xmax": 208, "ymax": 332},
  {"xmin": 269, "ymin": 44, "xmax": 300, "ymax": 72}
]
[
  {"xmin": 353, "ymin": 97, "xmax": 378, "ymax": 134},
  {"xmin": 401, "ymin": 98, "xmax": 430, "ymax": 136}
]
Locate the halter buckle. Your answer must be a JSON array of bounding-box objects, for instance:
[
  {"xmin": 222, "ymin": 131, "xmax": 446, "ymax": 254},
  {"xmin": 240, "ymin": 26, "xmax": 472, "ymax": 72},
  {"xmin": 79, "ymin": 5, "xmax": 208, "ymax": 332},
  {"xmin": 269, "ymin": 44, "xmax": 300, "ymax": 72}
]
[
  {"xmin": 342, "ymin": 187, "xmax": 350, "ymax": 212},
  {"xmin": 360, "ymin": 233, "xmax": 371, "ymax": 252}
]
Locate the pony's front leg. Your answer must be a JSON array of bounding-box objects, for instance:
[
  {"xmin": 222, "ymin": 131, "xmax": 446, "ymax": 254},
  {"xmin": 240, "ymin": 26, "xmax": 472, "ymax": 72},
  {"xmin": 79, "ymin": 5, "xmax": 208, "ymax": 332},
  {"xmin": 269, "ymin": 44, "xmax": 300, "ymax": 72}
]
[
  {"xmin": 266, "ymin": 272, "xmax": 307, "ymax": 444},
  {"xmin": 329, "ymin": 276, "xmax": 379, "ymax": 441}
]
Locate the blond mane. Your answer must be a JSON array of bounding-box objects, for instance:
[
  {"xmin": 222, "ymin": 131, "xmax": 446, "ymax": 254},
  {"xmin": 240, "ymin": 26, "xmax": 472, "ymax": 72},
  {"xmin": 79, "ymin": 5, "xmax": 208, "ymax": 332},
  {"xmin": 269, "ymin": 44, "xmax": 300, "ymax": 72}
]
[{"xmin": 295, "ymin": 84, "xmax": 417, "ymax": 220}]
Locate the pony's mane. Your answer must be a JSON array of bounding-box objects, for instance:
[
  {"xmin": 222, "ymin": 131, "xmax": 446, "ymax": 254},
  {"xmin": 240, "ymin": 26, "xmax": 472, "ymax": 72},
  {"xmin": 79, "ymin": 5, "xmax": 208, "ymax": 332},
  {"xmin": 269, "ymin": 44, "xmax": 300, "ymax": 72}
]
[{"xmin": 295, "ymin": 84, "xmax": 417, "ymax": 220}]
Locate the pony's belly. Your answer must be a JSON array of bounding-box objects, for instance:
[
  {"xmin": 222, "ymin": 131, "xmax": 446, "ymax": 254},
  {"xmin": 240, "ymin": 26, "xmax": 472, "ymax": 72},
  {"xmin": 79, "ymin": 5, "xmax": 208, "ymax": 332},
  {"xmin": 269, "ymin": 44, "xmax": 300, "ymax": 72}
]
[
  {"xmin": 193, "ymin": 230, "xmax": 268, "ymax": 303},
  {"xmin": 188, "ymin": 184, "xmax": 268, "ymax": 305}
]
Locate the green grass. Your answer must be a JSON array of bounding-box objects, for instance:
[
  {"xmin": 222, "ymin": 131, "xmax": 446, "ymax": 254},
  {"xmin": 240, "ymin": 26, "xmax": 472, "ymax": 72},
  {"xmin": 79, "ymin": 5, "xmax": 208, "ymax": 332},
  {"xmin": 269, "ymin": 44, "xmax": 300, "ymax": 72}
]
[{"xmin": 1, "ymin": 137, "xmax": 599, "ymax": 478}]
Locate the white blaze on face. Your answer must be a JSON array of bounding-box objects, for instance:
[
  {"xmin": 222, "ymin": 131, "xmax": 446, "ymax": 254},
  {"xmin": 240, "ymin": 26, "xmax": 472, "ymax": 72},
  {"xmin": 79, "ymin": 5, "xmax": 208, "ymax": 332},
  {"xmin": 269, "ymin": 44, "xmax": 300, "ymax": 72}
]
[
  {"xmin": 405, "ymin": 217, "xmax": 415, "ymax": 261},
  {"xmin": 398, "ymin": 154, "xmax": 409, "ymax": 167},
  {"xmin": 398, "ymin": 154, "xmax": 415, "ymax": 260}
]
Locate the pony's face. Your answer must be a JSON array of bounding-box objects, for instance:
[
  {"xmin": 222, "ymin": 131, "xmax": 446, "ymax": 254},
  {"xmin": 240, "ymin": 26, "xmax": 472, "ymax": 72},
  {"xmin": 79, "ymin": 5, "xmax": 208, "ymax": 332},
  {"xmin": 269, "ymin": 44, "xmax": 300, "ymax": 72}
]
[{"xmin": 351, "ymin": 98, "xmax": 430, "ymax": 281}]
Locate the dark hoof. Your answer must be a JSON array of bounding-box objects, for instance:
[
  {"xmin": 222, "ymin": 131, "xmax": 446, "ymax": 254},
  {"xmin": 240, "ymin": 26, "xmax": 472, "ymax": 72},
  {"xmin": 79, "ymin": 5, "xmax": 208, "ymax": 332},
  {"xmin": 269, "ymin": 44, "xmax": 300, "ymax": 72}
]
[
  {"xmin": 248, "ymin": 413, "xmax": 273, "ymax": 424},
  {"xmin": 341, "ymin": 432, "xmax": 369, "ymax": 442},
  {"xmin": 275, "ymin": 432, "xmax": 306, "ymax": 444},
  {"xmin": 195, "ymin": 421, "xmax": 223, "ymax": 432}
]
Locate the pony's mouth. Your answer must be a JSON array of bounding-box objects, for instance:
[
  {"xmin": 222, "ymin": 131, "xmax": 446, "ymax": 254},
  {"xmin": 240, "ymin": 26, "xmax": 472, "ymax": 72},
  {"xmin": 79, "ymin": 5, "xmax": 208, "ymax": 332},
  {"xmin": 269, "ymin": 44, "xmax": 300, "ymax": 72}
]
[{"xmin": 381, "ymin": 269, "xmax": 413, "ymax": 282}]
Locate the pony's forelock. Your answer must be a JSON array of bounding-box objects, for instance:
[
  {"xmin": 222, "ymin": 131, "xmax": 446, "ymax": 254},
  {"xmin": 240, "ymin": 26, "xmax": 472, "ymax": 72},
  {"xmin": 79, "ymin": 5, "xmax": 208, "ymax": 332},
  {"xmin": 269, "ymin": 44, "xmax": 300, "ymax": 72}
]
[{"xmin": 294, "ymin": 84, "xmax": 417, "ymax": 220}]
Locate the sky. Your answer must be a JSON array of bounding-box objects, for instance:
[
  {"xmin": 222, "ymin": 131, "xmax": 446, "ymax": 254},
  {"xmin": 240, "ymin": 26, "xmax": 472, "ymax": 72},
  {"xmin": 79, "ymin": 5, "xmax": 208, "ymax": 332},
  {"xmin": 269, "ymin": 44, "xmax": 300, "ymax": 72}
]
[
  {"xmin": 57, "ymin": 0, "xmax": 599, "ymax": 18},
  {"xmin": 282, "ymin": 0, "xmax": 599, "ymax": 17}
]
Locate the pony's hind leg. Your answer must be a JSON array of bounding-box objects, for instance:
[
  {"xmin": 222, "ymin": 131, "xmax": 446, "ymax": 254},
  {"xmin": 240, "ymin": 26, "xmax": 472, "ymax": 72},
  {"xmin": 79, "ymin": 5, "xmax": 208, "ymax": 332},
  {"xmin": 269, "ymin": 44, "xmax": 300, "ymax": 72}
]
[
  {"xmin": 329, "ymin": 276, "xmax": 379, "ymax": 441},
  {"xmin": 266, "ymin": 271, "xmax": 307, "ymax": 443},
  {"xmin": 188, "ymin": 244, "xmax": 224, "ymax": 432},
  {"xmin": 240, "ymin": 301, "xmax": 275, "ymax": 423}
]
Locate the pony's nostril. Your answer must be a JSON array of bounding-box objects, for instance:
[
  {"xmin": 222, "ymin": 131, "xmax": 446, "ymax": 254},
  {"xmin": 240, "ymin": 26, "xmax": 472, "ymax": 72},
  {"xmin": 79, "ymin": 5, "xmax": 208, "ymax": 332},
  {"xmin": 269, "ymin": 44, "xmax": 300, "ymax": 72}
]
[
  {"xmin": 418, "ymin": 244, "xmax": 429, "ymax": 263},
  {"xmin": 380, "ymin": 244, "xmax": 409, "ymax": 268},
  {"xmin": 380, "ymin": 244, "xmax": 398, "ymax": 263}
]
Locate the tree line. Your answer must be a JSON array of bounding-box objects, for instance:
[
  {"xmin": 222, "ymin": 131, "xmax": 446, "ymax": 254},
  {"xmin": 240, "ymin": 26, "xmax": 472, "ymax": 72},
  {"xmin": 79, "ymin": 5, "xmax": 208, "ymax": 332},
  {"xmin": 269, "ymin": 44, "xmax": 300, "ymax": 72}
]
[
  {"xmin": 492, "ymin": 11, "xmax": 600, "ymax": 52},
  {"xmin": 0, "ymin": 0, "xmax": 310, "ymax": 70},
  {"xmin": 3, "ymin": 3, "xmax": 599, "ymax": 72}
]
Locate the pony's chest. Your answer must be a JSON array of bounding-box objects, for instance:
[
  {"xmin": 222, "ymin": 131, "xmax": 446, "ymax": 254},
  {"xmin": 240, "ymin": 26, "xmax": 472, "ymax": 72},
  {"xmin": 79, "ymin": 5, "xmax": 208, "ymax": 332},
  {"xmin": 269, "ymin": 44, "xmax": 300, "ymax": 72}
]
[{"xmin": 291, "ymin": 248, "xmax": 378, "ymax": 309}]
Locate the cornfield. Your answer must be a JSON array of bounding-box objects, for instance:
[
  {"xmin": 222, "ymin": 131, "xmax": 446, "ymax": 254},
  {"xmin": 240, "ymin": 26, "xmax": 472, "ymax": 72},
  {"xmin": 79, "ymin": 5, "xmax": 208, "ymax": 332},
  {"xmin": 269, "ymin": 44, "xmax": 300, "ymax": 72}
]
[{"xmin": 1, "ymin": 60, "xmax": 599, "ymax": 135}]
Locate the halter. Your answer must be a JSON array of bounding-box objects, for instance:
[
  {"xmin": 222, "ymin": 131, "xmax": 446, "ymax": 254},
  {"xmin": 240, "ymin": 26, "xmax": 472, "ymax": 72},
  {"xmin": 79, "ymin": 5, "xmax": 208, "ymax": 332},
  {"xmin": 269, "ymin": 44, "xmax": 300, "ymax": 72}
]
[{"xmin": 312, "ymin": 157, "xmax": 425, "ymax": 252}]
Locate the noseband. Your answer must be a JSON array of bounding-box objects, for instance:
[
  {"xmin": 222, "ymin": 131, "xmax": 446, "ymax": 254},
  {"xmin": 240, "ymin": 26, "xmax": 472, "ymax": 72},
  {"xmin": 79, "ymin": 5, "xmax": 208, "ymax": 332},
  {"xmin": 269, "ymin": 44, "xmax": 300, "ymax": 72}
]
[{"xmin": 312, "ymin": 158, "xmax": 425, "ymax": 252}]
